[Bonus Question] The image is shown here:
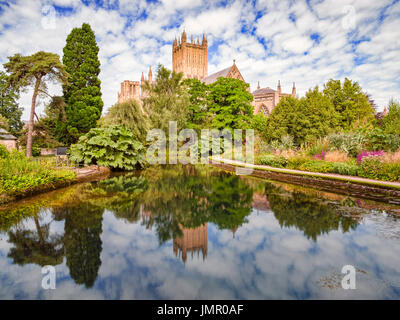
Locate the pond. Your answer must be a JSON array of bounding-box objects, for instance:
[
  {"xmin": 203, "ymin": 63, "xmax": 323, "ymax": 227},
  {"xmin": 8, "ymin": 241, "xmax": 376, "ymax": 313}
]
[{"xmin": 0, "ymin": 165, "xmax": 400, "ymax": 299}]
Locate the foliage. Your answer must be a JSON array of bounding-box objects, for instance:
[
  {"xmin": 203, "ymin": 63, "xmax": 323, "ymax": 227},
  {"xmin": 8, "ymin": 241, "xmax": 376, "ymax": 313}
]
[
  {"xmin": 251, "ymin": 113, "xmax": 269, "ymax": 140},
  {"xmin": 267, "ymin": 88, "xmax": 338, "ymax": 145},
  {"xmin": 68, "ymin": 125, "xmax": 146, "ymax": 170},
  {"xmin": 62, "ymin": 23, "xmax": 103, "ymax": 144},
  {"xmin": 40, "ymin": 96, "xmax": 67, "ymax": 143},
  {"xmin": 303, "ymin": 137, "xmax": 331, "ymax": 157},
  {"xmin": 182, "ymin": 78, "xmax": 209, "ymax": 130},
  {"xmin": 143, "ymin": 65, "xmax": 189, "ymax": 133},
  {"xmin": 0, "ymin": 144, "xmax": 9, "ymax": 159},
  {"xmin": 3, "ymin": 51, "xmax": 67, "ymax": 157},
  {"xmin": 207, "ymin": 77, "xmax": 254, "ymax": 130},
  {"xmin": 18, "ymin": 120, "xmax": 61, "ymax": 150},
  {"xmin": 0, "ymin": 150, "xmax": 76, "ymax": 197},
  {"xmin": 258, "ymin": 154, "xmax": 287, "ymax": 168},
  {"xmin": 328, "ymin": 132, "xmax": 366, "ymax": 157},
  {"xmin": 0, "ymin": 71, "xmax": 23, "ymax": 136},
  {"xmin": 382, "ymin": 100, "xmax": 400, "ymax": 135},
  {"xmin": 323, "ymin": 78, "xmax": 375, "ymax": 130},
  {"xmin": 98, "ymin": 100, "xmax": 150, "ymax": 144},
  {"xmin": 331, "ymin": 161, "xmax": 358, "ymax": 176},
  {"xmin": 356, "ymin": 150, "xmax": 385, "ymax": 165}
]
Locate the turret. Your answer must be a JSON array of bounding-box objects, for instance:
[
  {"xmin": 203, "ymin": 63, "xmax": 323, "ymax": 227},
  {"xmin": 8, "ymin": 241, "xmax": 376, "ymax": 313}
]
[
  {"xmin": 202, "ymin": 33, "xmax": 207, "ymax": 46},
  {"xmin": 181, "ymin": 30, "xmax": 187, "ymax": 43},
  {"xmin": 257, "ymin": 81, "xmax": 260, "ymax": 90},
  {"xmin": 277, "ymin": 80, "xmax": 281, "ymax": 95}
]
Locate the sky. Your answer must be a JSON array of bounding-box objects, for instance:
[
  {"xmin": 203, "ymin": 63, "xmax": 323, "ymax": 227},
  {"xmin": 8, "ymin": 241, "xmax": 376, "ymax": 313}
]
[{"xmin": 0, "ymin": 0, "xmax": 399, "ymax": 120}]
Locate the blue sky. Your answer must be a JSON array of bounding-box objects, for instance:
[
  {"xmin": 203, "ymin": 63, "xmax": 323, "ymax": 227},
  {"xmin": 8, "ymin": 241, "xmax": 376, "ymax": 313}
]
[{"xmin": 0, "ymin": 0, "xmax": 399, "ymax": 119}]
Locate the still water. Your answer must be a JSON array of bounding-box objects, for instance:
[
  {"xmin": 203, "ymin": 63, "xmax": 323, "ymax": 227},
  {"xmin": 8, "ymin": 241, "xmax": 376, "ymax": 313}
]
[{"xmin": 1, "ymin": 165, "xmax": 400, "ymax": 299}]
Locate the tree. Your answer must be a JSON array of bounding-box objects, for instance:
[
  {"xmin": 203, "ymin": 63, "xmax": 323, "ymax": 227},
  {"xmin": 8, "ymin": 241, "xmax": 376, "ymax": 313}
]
[
  {"xmin": 323, "ymin": 78, "xmax": 375, "ymax": 130},
  {"xmin": 182, "ymin": 78, "xmax": 209, "ymax": 130},
  {"xmin": 143, "ymin": 65, "xmax": 189, "ymax": 132},
  {"xmin": 296, "ymin": 87, "xmax": 338, "ymax": 143},
  {"xmin": 40, "ymin": 96, "xmax": 67, "ymax": 142},
  {"xmin": 267, "ymin": 88, "xmax": 338, "ymax": 145},
  {"xmin": 3, "ymin": 52, "xmax": 68, "ymax": 157},
  {"xmin": 382, "ymin": 100, "xmax": 400, "ymax": 135},
  {"xmin": 207, "ymin": 77, "xmax": 254, "ymax": 130},
  {"xmin": 267, "ymin": 96, "xmax": 300, "ymax": 142},
  {"xmin": 62, "ymin": 23, "xmax": 103, "ymax": 144},
  {"xmin": 0, "ymin": 114, "xmax": 9, "ymax": 130},
  {"xmin": 98, "ymin": 99, "xmax": 150, "ymax": 143},
  {"xmin": 0, "ymin": 71, "xmax": 23, "ymax": 136}
]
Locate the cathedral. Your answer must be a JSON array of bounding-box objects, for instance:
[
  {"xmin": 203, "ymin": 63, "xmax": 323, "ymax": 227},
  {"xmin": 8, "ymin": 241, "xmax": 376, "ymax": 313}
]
[{"xmin": 117, "ymin": 30, "xmax": 296, "ymax": 115}]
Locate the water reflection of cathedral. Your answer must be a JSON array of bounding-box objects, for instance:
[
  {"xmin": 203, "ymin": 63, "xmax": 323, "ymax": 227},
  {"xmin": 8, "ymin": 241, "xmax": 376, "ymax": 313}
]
[{"xmin": 173, "ymin": 224, "xmax": 208, "ymax": 263}]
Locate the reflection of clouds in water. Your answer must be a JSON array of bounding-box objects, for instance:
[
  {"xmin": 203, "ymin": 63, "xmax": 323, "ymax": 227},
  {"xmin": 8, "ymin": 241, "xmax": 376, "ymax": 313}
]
[{"xmin": 1, "ymin": 206, "xmax": 400, "ymax": 299}]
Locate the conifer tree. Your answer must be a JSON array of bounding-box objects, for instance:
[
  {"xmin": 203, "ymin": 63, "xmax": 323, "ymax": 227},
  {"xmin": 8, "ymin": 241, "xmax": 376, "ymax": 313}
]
[{"xmin": 62, "ymin": 23, "xmax": 103, "ymax": 144}]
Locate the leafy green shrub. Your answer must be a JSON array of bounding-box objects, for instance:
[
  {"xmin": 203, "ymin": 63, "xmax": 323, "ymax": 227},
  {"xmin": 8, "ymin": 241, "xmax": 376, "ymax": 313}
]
[
  {"xmin": 357, "ymin": 157, "xmax": 400, "ymax": 181},
  {"xmin": 286, "ymin": 155, "xmax": 310, "ymax": 169},
  {"xmin": 297, "ymin": 160, "xmax": 334, "ymax": 173},
  {"xmin": 69, "ymin": 125, "xmax": 146, "ymax": 170},
  {"xmin": 258, "ymin": 154, "xmax": 287, "ymax": 168},
  {"xmin": 331, "ymin": 162, "xmax": 358, "ymax": 176},
  {"xmin": 0, "ymin": 144, "xmax": 9, "ymax": 159},
  {"xmin": 328, "ymin": 132, "xmax": 365, "ymax": 157},
  {"xmin": 387, "ymin": 134, "xmax": 400, "ymax": 152},
  {"xmin": 269, "ymin": 134, "xmax": 295, "ymax": 151}
]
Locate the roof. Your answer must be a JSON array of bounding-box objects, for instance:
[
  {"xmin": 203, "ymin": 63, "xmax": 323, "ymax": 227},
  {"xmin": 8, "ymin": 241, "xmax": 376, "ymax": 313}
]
[
  {"xmin": 0, "ymin": 128, "xmax": 17, "ymax": 140},
  {"xmin": 252, "ymin": 87, "xmax": 276, "ymax": 95},
  {"xmin": 201, "ymin": 66, "xmax": 232, "ymax": 85}
]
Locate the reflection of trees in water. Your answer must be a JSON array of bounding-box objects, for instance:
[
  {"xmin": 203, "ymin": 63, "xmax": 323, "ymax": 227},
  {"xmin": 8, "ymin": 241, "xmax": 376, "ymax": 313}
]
[
  {"xmin": 142, "ymin": 166, "xmax": 254, "ymax": 244},
  {"xmin": 63, "ymin": 205, "xmax": 104, "ymax": 288},
  {"xmin": 265, "ymin": 183, "xmax": 359, "ymax": 241},
  {"xmin": 7, "ymin": 215, "xmax": 64, "ymax": 267}
]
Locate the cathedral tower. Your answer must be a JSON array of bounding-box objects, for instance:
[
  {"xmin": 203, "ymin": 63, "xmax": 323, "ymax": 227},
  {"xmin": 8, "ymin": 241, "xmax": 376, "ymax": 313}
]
[{"xmin": 172, "ymin": 30, "xmax": 208, "ymax": 79}]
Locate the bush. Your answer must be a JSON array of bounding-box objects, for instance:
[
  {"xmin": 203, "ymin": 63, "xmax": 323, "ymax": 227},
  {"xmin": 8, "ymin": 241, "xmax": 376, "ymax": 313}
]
[
  {"xmin": 332, "ymin": 162, "xmax": 358, "ymax": 176},
  {"xmin": 356, "ymin": 150, "xmax": 385, "ymax": 165},
  {"xmin": 328, "ymin": 132, "xmax": 365, "ymax": 157},
  {"xmin": 69, "ymin": 125, "xmax": 146, "ymax": 170},
  {"xmin": 297, "ymin": 160, "xmax": 334, "ymax": 173},
  {"xmin": 258, "ymin": 154, "xmax": 287, "ymax": 168},
  {"xmin": 286, "ymin": 154, "xmax": 310, "ymax": 169},
  {"xmin": 357, "ymin": 157, "xmax": 400, "ymax": 181},
  {"xmin": 0, "ymin": 144, "xmax": 9, "ymax": 159}
]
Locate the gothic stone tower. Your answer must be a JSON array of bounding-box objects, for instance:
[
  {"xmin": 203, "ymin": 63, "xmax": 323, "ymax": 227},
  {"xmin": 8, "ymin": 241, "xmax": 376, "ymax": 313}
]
[{"xmin": 173, "ymin": 30, "xmax": 208, "ymax": 79}]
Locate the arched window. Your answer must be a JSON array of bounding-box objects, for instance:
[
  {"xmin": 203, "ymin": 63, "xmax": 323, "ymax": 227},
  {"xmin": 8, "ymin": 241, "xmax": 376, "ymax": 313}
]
[{"xmin": 260, "ymin": 104, "xmax": 269, "ymax": 116}]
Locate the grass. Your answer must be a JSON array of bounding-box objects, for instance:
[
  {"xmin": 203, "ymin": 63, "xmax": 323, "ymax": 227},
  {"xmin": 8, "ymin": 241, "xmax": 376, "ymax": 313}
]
[{"xmin": 0, "ymin": 151, "xmax": 76, "ymax": 199}]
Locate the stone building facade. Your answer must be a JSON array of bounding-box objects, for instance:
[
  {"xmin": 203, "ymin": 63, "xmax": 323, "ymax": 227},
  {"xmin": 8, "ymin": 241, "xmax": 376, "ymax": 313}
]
[
  {"xmin": 117, "ymin": 66, "xmax": 153, "ymax": 104},
  {"xmin": 117, "ymin": 30, "xmax": 296, "ymax": 116},
  {"xmin": 173, "ymin": 223, "xmax": 208, "ymax": 263},
  {"xmin": 252, "ymin": 81, "xmax": 296, "ymax": 115},
  {"xmin": 0, "ymin": 128, "xmax": 17, "ymax": 151},
  {"xmin": 172, "ymin": 30, "xmax": 208, "ymax": 79}
]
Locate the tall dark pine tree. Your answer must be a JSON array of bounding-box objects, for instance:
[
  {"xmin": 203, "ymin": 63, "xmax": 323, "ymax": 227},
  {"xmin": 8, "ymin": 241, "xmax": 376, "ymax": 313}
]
[
  {"xmin": 62, "ymin": 23, "xmax": 103, "ymax": 144},
  {"xmin": 0, "ymin": 71, "xmax": 23, "ymax": 136}
]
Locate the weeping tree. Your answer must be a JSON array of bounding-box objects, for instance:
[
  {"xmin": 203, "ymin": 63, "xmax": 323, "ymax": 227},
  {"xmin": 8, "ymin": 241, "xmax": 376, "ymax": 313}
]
[
  {"xmin": 98, "ymin": 99, "xmax": 150, "ymax": 143},
  {"xmin": 3, "ymin": 51, "xmax": 68, "ymax": 157}
]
